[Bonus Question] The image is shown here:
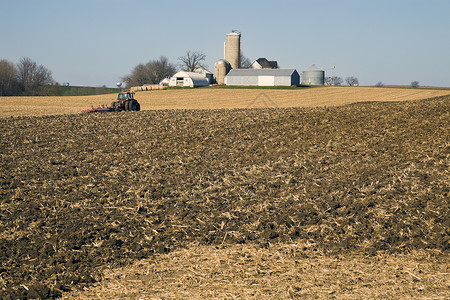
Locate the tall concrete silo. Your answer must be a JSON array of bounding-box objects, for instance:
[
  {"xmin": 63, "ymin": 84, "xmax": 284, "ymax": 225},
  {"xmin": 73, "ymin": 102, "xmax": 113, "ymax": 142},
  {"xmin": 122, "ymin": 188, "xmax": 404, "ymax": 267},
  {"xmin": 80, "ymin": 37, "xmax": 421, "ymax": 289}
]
[
  {"xmin": 301, "ymin": 64, "xmax": 325, "ymax": 85},
  {"xmin": 214, "ymin": 59, "xmax": 231, "ymax": 85},
  {"xmin": 224, "ymin": 31, "xmax": 241, "ymax": 69}
]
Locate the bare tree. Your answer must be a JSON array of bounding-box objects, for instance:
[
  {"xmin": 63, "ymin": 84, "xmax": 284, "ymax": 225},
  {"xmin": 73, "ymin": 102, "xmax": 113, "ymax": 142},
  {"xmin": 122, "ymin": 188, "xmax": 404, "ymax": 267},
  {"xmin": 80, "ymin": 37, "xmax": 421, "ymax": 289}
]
[
  {"xmin": 122, "ymin": 56, "xmax": 176, "ymax": 88},
  {"xmin": 178, "ymin": 51, "xmax": 207, "ymax": 72},
  {"xmin": 240, "ymin": 52, "xmax": 252, "ymax": 69},
  {"xmin": 0, "ymin": 59, "xmax": 20, "ymax": 96},
  {"xmin": 375, "ymin": 81, "xmax": 384, "ymax": 87},
  {"xmin": 325, "ymin": 76, "xmax": 343, "ymax": 86},
  {"xmin": 345, "ymin": 76, "xmax": 359, "ymax": 86},
  {"xmin": 151, "ymin": 56, "xmax": 177, "ymax": 83},
  {"xmin": 16, "ymin": 57, "xmax": 54, "ymax": 95},
  {"xmin": 411, "ymin": 81, "xmax": 420, "ymax": 88}
]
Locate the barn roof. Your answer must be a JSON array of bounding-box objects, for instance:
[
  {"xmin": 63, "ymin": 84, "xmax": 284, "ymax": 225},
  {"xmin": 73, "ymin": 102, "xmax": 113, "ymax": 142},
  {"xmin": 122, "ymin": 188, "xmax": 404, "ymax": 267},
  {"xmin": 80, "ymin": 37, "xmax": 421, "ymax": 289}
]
[
  {"xmin": 172, "ymin": 71, "xmax": 208, "ymax": 80},
  {"xmin": 194, "ymin": 65, "xmax": 213, "ymax": 75},
  {"xmin": 226, "ymin": 69, "xmax": 298, "ymax": 77},
  {"xmin": 252, "ymin": 58, "xmax": 279, "ymax": 69}
]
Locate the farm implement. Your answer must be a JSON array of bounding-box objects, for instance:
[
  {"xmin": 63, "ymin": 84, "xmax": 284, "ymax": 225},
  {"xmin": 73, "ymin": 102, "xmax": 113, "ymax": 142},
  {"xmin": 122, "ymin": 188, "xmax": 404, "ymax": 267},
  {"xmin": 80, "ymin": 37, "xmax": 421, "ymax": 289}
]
[{"xmin": 82, "ymin": 91, "xmax": 141, "ymax": 113}]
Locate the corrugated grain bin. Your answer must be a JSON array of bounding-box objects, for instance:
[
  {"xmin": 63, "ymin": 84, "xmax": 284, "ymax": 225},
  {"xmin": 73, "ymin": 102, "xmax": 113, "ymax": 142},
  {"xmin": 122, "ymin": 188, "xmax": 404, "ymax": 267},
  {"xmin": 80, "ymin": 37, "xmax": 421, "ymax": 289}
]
[{"xmin": 301, "ymin": 64, "xmax": 325, "ymax": 85}]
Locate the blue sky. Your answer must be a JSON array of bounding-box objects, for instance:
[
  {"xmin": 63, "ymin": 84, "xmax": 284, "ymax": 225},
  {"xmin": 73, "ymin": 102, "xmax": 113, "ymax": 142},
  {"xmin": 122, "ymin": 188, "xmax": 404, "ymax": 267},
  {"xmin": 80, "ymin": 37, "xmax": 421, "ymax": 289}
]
[{"xmin": 1, "ymin": 0, "xmax": 449, "ymax": 87}]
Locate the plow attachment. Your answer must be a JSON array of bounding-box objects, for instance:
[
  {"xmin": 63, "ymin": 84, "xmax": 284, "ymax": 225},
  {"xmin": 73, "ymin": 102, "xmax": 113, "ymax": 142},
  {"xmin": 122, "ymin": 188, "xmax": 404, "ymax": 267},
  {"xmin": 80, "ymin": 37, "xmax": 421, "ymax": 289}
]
[{"xmin": 81, "ymin": 105, "xmax": 114, "ymax": 113}]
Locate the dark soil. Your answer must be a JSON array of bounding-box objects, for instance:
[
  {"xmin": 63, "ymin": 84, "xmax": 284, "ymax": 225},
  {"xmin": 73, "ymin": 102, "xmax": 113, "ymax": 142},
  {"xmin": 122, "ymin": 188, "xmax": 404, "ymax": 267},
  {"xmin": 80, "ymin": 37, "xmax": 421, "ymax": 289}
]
[{"xmin": 0, "ymin": 97, "xmax": 449, "ymax": 298}]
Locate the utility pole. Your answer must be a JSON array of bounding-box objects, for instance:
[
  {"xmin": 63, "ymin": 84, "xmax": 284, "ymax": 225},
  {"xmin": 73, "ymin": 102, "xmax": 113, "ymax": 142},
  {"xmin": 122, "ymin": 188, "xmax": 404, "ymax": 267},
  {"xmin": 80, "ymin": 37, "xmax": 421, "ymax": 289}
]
[{"xmin": 332, "ymin": 64, "xmax": 335, "ymax": 86}]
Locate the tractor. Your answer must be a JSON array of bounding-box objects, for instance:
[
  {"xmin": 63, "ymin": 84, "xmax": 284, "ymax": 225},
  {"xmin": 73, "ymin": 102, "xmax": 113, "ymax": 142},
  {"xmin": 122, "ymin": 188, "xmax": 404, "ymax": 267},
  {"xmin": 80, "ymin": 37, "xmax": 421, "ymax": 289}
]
[
  {"xmin": 82, "ymin": 91, "xmax": 141, "ymax": 113},
  {"xmin": 111, "ymin": 91, "xmax": 140, "ymax": 111}
]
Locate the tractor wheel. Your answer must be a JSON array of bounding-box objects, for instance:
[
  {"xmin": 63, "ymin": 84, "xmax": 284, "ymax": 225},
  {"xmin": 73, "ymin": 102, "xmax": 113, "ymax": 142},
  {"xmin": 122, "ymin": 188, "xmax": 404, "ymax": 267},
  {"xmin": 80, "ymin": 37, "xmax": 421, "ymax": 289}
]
[
  {"xmin": 128, "ymin": 100, "xmax": 138, "ymax": 111},
  {"xmin": 125, "ymin": 100, "xmax": 132, "ymax": 111},
  {"xmin": 135, "ymin": 101, "xmax": 140, "ymax": 111},
  {"xmin": 130, "ymin": 100, "xmax": 139, "ymax": 111}
]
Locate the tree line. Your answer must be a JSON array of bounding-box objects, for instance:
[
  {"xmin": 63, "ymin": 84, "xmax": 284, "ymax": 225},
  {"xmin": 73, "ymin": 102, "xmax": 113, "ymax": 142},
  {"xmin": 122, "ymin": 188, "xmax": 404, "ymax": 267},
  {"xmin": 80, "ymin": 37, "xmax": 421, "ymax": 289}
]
[
  {"xmin": 1, "ymin": 54, "xmax": 422, "ymax": 94},
  {"xmin": 324, "ymin": 76, "xmax": 359, "ymax": 86},
  {"xmin": 0, "ymin": 57, "xmax": 55, "ymax": 96},
  {"xmin": 0, "ymin": 52, "xmax": 207, "ymax": 95}
]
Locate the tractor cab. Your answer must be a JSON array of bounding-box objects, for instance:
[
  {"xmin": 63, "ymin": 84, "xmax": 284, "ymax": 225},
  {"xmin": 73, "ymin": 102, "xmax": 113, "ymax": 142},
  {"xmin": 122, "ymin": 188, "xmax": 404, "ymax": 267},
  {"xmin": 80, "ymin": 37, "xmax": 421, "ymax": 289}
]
[{"xmin": 117, "ymin": 92, "xmax": 135, "ymax": 102}]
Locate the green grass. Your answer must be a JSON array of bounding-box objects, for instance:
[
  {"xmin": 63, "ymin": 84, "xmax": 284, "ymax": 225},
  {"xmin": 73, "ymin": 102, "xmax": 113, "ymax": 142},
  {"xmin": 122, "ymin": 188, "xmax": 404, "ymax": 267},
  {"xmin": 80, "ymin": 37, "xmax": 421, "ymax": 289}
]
[
  {"xmin": 210, "ymin": 84, "xmax": 315, "ymax": 89},
  {"xmin": 55, "ymin": 86, "xmax": 121, "ymax": 96},
  {"xmin": 40, "ymin": 85, "xmax": 122, "ymax": 96},
  {"xmin": 166, "ymin": 85, "xmax": 317, "ymax": 90}
]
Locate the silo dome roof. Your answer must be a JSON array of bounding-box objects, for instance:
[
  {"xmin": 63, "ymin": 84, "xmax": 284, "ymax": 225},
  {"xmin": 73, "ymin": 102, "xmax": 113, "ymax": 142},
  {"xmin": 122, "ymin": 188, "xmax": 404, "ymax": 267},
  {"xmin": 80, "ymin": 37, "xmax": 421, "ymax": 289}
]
[
  {"xmin": 215, "ymin": 59, "xmax": 231, "ymax": 66},
  {"xmin": 305, "ymin": 64, "xmax": 324, "ymax": 71},
  {"xmin": 227, "ymin": 31, "xmax": 241, "ymax": 36}
]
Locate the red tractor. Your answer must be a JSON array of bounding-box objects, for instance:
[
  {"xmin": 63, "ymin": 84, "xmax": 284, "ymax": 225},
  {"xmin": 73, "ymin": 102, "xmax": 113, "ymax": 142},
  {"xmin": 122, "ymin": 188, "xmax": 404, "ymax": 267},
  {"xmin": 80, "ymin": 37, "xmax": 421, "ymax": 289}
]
[
  {"xmin": 111, "ymin": 91, "xmax": 140, "ymax": 111},
  {"xmin": 82, "ymin": 91, "xmax": 141, "ymax": 113}
]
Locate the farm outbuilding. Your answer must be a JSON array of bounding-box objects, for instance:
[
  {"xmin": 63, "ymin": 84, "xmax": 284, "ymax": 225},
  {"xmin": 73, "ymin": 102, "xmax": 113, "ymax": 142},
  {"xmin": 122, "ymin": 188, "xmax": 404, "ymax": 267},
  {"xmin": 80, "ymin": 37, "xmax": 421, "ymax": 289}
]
[
  {"xmin": 194, "ymin": 66, "xmax": 214, "ymax": 84},
  {"xmin": 224, "ymin": 69, "xmax": 300, "ymax": 86},
  {"xmin": 159, "ymin": 78, "xmax": 170, "ymax": 86},
  {"xmin": 169, "ymin": 71, "xmax": 210, "ymax": 88},
  {"xmin": 225, "ymin": 31, "xmax": 241, "ymax": 69},
  {"xmin": 250, "ymin": 58, "xmax": 278, "ymax": 69},
  {"xmin": 214, "ymin": 59, "xmax": 232, "ymax": 85},
  {"xmin": 301, "ymin": 64, "xmax": 325, "ymax": 85}
]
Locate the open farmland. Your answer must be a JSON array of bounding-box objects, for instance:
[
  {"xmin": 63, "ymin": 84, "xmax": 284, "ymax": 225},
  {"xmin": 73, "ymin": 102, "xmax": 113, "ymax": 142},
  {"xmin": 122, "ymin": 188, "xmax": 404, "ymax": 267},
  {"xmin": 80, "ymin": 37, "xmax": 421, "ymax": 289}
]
[
  {"xmin": 1, "ymin": 86, "xmax": 450, "ymax": 117},
  {"xmin": 0, "ymin": 93, "xmax": 449, "ymax": 298}
]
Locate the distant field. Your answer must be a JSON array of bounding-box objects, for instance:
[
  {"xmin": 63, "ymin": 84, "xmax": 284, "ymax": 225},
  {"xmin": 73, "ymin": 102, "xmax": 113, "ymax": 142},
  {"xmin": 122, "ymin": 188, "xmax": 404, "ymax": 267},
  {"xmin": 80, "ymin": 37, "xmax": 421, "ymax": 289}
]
[{"xmin": 1, "ymin": 86, "xmax": 450, "ymax": 117}]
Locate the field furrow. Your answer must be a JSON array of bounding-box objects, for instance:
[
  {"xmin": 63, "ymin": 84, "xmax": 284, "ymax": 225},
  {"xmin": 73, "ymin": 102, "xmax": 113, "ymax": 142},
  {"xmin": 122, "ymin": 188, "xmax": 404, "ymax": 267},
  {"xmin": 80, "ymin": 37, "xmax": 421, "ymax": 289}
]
[{"xmin": 1, "ymin": 86, "xmax": 449, "ymax": 117}]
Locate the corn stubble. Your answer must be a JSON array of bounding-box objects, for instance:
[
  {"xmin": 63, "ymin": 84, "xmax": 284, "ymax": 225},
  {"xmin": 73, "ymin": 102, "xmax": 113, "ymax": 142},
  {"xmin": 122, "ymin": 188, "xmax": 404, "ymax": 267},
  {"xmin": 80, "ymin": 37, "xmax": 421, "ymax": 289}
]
[
  {"xmin": 0, "ymin": 96, "xmax": 449, "ymax": 299},
  {"xmin": 1, "ymin": 86, "xmax": 450, "ymax": 117}
]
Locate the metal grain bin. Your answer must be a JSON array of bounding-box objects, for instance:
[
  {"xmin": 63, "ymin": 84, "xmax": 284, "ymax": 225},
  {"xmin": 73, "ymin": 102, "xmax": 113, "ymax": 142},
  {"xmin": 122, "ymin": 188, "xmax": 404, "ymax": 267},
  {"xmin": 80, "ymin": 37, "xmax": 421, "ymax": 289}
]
[{"xmin": 301, "ymin": 64, "xmax": 325, "ymax": 85}]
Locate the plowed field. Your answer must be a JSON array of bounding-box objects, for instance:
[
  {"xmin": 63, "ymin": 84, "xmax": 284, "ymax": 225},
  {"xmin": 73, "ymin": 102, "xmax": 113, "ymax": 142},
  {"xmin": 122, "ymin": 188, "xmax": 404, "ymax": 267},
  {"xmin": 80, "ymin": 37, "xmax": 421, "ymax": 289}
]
[{"xmin": 0, "ymin": 94, "xmax": 449, "ymax": 299}]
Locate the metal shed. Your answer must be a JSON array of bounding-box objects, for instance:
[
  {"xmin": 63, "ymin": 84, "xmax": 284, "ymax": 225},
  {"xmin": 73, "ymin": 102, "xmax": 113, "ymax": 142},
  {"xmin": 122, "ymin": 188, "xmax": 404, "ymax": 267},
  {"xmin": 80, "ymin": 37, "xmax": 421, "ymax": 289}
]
[
  {"xmin": 224, "ymin": 69, "xmax": 300, "ymax": 86},
  {"xmin": 169, "ymin": 71, "xmax": 210, "ymax": 88}
]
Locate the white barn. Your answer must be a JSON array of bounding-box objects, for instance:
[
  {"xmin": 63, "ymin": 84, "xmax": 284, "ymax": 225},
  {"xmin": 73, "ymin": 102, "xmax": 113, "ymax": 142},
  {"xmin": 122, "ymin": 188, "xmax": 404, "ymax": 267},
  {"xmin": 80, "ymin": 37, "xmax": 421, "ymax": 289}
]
[
  {"xmin": 225, "ymin": 69, "xmax": 300, "ymax": 86},
  {"xmin": 169, "ymin": 71, "xmax": 210, "ymax": 88}
]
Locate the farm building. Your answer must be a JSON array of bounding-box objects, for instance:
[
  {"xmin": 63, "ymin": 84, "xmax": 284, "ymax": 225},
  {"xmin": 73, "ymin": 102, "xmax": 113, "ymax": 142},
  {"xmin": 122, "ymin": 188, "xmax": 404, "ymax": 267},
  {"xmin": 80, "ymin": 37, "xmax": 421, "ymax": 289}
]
[
  {"xmin": 250, "ymin": 58, "xmax": 278, "ymax": 69},
  {"xmin": 169, "ymin": 71, "xmax": 210, "ymax": 88},
  {"xmin": 194, "ymin": 66, "xmax": 214, "ymax": 84},
  {"xmin": 225, "ymin": 69, "xmax": 300, "ymax": 86},
  {"xmin": 301, "ymin": 64, "xmax": 325, "ymax": 85},
  {"xmin": 225, "ymin": 31, "xmax": 241, "ymax": 69},
  {"xmin": 159, "ymin": 78, "xmax": 170, "ymax": 86},
  {"xmin": 214, "ymin": 59, "xmax": 232, "ymax": 85}
]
